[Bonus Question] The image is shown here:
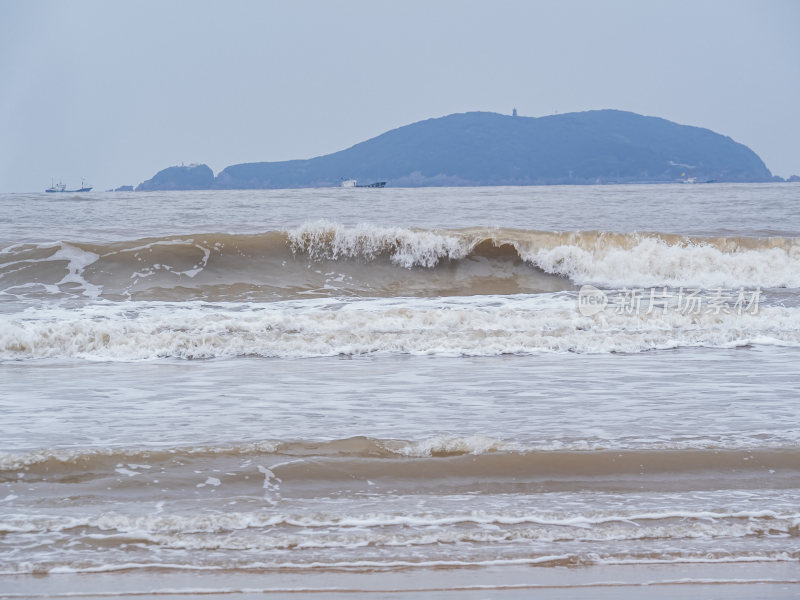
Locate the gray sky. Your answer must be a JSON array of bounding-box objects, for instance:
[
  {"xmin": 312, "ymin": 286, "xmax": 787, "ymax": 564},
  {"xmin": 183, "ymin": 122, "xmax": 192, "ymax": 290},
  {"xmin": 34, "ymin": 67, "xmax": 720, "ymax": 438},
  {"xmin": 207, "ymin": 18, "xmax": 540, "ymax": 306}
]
[{"xmin": 1, "ymin": 0, "xmax": 798, "ymax": 192}]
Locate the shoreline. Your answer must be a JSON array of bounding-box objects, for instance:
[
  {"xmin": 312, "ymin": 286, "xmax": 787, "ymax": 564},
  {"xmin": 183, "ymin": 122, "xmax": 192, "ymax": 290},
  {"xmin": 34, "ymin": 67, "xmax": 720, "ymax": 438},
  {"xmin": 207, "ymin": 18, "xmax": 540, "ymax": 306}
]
[{"xmin": 2, "ymin": 563, "xmax": 799, "ymax": 599}]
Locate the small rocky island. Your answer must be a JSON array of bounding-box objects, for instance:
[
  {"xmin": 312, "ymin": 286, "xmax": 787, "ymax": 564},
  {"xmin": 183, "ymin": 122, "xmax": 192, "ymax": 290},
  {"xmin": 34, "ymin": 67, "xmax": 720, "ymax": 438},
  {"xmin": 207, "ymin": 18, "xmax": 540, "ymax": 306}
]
[
  {"xmin": 135, "ymin": 110, "xmax": 774, "ymax": 190},
  {"xmin": 136, "ymin": 164, "xmax": 214, "ymax": 191}
]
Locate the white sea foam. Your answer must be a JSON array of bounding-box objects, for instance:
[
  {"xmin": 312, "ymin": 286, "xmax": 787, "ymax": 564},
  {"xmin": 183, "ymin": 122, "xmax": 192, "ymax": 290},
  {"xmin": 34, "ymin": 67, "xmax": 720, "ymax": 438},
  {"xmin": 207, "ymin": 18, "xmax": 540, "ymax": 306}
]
[
  {"xmin": 521, "ymin": 236, "xmax": 800, "ymax": 289},
  {"xmin": 390, "ymin": 435, "xmax": 521, "ymax": 457},
  {"xmin": 286, "ymin": 223, "xmax": 800, "ymax": 288},
  {"xmin": 63, "ymin": 517, "xmax": 796, "ymax": 552},
  {"xmin": 4, "ymin": 508, "xmax": 796, "ymax": 536},
  {"xmin": 2, "ymin": 554, "xmax": 575, "ymax": 575},
  {"xmin": 47, "ymin": 243, "xmax": 102, "ymax": 298},
  {"xmin": 287, "ymin": 221, "xmax": 469, "ymax": 268},
  {"xmin": 0, "ymin": 242, "xmax": 102, "ymax": 299},
  {"xmin": 2, "ymin": 296, "xmax": 799, "ymax": 360}
]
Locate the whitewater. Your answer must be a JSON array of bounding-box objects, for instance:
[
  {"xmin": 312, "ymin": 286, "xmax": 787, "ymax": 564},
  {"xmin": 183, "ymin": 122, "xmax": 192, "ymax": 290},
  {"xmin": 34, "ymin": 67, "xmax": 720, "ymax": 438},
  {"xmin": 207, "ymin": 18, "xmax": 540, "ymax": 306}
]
[{"xmin": 1, "ymin": 183, "xmax": 799, "ymax": 597}]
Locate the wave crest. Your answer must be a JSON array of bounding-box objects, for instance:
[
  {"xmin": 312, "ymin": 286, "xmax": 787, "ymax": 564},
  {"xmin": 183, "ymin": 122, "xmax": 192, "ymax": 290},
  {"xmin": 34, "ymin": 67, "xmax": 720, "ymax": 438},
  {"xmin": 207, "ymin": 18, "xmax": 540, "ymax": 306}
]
[
  {"xmin": 2, "ymin": 224, "xmax": 798, "ymax": 304},
  {"xmin": 287, "ymin": 221, "xmax": 469, "ymax": 268}
]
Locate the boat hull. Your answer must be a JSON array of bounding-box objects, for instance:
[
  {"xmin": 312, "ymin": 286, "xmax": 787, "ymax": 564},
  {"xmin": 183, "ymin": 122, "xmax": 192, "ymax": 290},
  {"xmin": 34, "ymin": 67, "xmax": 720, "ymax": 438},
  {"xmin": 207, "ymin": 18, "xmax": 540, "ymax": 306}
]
[{"xmin": 355, "ymin": 181, "xmax": 386, "ymax": 188}]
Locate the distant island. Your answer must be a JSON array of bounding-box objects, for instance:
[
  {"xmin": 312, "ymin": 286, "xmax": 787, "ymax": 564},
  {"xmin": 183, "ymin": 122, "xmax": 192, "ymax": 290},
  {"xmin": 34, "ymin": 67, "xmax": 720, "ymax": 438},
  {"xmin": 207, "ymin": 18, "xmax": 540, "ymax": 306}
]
[{"xmin": 135, "ymin": 110, "xmax": 775, "ymax": 191}]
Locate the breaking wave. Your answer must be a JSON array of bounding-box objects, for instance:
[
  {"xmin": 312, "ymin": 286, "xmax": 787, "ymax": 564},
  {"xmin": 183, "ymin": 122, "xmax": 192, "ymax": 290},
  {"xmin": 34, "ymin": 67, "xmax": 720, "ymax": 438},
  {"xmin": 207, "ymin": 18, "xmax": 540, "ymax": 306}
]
[
  {"xmin": 1, "ymin": 222, "xmax": 798, "ymax": 303},
  {"xmin": 3, "ymin": 222, "xmax": 798, "ymax": 360},
  {"xmin": 2, "ymin": 295, "xmax": 800, "ymax": 360},
  {"xmin": 3, "ymin": 434, "xmax": 799, "ymax": 576}
]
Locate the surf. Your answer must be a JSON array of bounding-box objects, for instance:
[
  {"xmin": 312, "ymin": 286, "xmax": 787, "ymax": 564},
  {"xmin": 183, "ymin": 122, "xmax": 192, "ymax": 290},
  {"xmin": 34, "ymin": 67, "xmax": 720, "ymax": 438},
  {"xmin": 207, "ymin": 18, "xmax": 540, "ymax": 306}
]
[{"xmin": 1, "ymin": 223, "xmax": 799, "ymax": 305}]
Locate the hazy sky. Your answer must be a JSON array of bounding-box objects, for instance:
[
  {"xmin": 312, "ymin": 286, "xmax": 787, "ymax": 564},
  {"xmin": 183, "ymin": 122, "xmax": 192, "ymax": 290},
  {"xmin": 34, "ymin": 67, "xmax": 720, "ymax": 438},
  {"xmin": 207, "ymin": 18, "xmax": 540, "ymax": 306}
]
[{"xmin": 1, "ymin": 0, "xmax": 798, "ymax": 192}]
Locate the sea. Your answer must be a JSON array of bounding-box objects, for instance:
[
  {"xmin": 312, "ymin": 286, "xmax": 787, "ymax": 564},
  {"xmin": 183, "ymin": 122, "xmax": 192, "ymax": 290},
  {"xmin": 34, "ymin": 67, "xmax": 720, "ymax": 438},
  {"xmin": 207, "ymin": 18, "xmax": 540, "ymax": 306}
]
[{"xmin": 1, "ymin": 183, "xmax": 799, "ymax": 598}]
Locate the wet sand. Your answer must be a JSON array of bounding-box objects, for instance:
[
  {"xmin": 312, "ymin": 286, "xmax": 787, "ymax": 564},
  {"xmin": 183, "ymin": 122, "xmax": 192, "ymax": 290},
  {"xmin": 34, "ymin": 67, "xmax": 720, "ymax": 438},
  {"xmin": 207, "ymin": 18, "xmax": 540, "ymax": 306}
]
[{"xmin": 3, "ymin": 563, "xmax": 799, "ymax": 599}]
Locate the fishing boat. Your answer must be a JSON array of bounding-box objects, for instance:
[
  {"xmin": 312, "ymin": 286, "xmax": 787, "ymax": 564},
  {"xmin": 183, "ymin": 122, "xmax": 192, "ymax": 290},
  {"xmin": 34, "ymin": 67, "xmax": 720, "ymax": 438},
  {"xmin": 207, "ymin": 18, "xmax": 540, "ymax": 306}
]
[
  {"xmin": 45, "ymin": 181, "xmax": 66, "ymax": 193},
  {"xmin": 45, "ymin": 178, "xmax": 93, "ymax": 193},
  {"xmin": 75, "ymin": 178, "xmax": 93, "ymax": 192},
  {"xmin": 356, "ymin": 181, "xmax": 386, "ymax": 188},
  {"xmin": 339, "ymin": 178, "xmax": 386, "ymax": 188}
]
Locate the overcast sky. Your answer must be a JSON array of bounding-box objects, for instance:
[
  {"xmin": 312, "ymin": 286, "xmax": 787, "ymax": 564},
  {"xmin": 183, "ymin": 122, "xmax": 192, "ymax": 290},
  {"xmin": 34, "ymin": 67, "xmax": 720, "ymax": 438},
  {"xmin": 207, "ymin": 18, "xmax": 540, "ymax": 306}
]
[{"xmin": 1, "ymin": 0, "xmax": 798, "ymax": 192}]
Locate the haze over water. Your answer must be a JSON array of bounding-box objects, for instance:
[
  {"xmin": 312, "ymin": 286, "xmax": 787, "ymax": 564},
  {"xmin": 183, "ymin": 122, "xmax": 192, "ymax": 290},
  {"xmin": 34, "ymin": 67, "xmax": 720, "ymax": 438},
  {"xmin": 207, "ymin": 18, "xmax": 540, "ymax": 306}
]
[{"xmin": 1, "ymin": 183, "xmax": 800, "ymax": 597}]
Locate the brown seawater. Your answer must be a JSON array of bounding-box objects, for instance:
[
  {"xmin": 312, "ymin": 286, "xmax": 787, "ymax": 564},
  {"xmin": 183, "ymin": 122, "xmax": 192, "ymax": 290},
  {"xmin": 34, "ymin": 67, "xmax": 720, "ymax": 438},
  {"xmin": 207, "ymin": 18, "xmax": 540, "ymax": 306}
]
[{"xmin": 1, "ymin": 184, "xmax": 799, "ymax": 597}]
